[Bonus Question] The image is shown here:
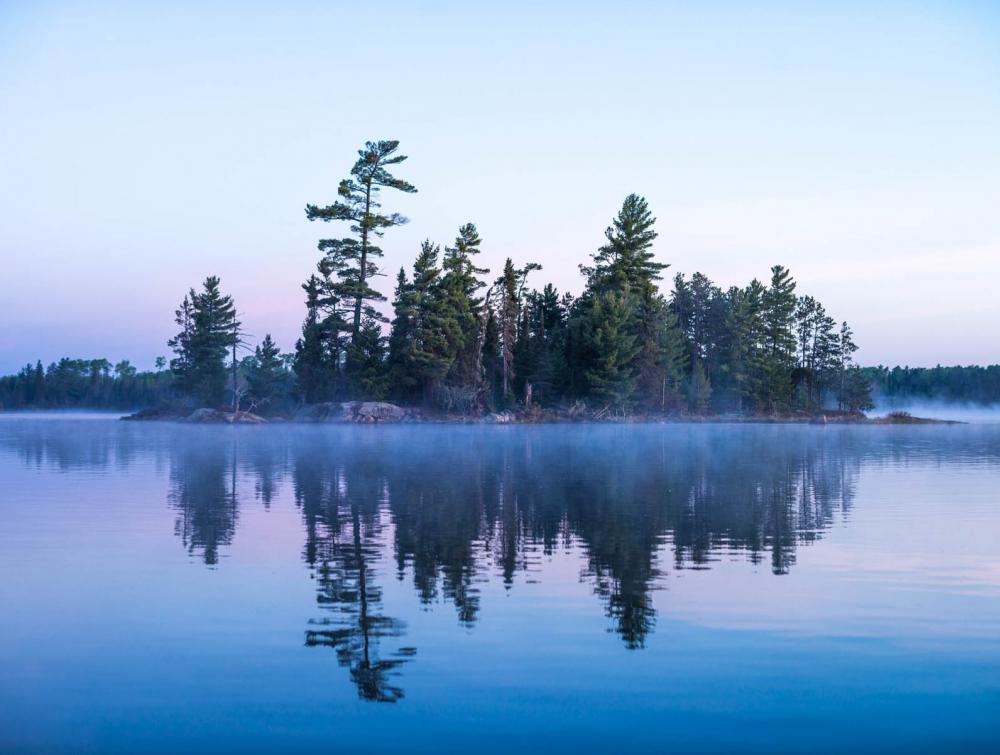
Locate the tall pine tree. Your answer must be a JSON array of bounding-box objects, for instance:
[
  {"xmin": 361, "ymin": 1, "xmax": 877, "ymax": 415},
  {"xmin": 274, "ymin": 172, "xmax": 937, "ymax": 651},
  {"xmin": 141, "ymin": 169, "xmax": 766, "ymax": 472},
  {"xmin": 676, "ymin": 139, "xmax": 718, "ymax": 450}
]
[{"xmin": 305, "ymin": 140, "xmax": 416, "ymax": 345}]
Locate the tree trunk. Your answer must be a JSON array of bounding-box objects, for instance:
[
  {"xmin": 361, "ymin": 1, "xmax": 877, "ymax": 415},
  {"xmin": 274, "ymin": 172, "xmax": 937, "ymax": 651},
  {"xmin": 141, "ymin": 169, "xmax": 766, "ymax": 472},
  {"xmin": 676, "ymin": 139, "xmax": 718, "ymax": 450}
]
[{"xmin": 354, "ymin": 182, "xmax": 372, "ymax": 344}]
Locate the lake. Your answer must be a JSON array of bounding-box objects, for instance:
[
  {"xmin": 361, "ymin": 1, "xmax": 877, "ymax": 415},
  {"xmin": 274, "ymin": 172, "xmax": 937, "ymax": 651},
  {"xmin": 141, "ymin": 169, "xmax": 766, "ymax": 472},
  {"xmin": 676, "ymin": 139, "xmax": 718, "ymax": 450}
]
[{"xmin": 2, "ymin": 415, "xmax": 999, "ymax": 753}]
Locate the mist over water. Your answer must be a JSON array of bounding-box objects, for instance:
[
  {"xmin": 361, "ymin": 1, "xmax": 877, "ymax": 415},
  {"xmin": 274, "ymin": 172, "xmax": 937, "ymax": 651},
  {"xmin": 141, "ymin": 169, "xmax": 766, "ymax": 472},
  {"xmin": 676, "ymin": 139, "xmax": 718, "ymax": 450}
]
[
  {"xmin": 2, "ymin": 417, "xmax": 1000, "ymax": 753},
  {"xmin": 873, "ymin": 399, "xmax": 1000, "ymax": 424}
]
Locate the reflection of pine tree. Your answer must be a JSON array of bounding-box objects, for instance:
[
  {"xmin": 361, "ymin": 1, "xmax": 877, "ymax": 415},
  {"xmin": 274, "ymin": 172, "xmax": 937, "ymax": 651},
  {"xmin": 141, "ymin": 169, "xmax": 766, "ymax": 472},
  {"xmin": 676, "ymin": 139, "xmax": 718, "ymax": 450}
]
[
  {"xmin": 295, "ymin": 446, "xmax": 413, "ymax": 703},
  {"xmin": 387, "ymin": 434, "xmax": 490, "ymax": 627},
  {"xmin": 277, "ymin": 427, "xmax": 863, "ymax": 660},
  {"xmin": 562, "ymin": 449, "xmax": 664, "ymax": 649},
  {"xmin": 169, "ymin": 441, "xmax": 238, "ymax": 566}
]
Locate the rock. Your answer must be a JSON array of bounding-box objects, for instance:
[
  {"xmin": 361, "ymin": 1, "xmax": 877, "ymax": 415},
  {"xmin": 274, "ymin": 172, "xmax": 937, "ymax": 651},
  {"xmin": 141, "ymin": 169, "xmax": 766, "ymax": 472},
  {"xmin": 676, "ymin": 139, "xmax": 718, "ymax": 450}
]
[
  {"xmin": 354, "ymin": 402, "xmax": 406, "ymax": 423},
  {"xmin": 184, "ymin": 408, "xmax": 266, "ymax": 424},
  {"xmin": 484, "ymin": 411, "xmax": 516, "ymax": 424},
  {"xmin": 185, "ymin": 408, "xmax": 222, "ymax": 423},
  {"xmin": 293, "ymin": 401, "xmax": 408, "ymax": 423}
]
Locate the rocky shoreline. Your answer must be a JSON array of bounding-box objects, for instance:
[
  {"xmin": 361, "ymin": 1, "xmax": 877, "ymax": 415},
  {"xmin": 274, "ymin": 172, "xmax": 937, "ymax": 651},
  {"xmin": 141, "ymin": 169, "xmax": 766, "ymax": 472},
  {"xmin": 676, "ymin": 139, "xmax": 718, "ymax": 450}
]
[{"xmin": 121, "ymin": 403, "xmax": 959, "ymax": 426}]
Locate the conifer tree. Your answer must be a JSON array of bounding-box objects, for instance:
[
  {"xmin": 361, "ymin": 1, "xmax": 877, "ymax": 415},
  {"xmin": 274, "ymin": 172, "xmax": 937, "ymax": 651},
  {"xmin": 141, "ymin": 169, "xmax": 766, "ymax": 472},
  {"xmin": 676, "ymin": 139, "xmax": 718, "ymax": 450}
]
[
  {"xmin": 688, "ymin": 360, "xmax": 713, "ymax": 415},
  {"xmin": 498, "ymin": 259, "xmax": 519, "ymax": 405},
  {"xmin": 726, "ymin": 279, "xmax": 767, "ymax": 412},
  {"xmin": 247, "ymin": 334, "xmax": 286, "ymax": 410},
  {"xmin": 760, "ymin": 265, "xmax": 797, "ymax": 413},
  {"xmin": 387, "ymin": 267, "xmax": 415, "ymax": 399},
  {"xmin": 481, "ymin": 309, "xmax": 501, "ymax": 409},
  {"xmin": 652, "ymin": 305, "xmax": 688, "ymax": 410},
  {"xmin": 168, "ymin": 276, "xmax": 239, "ymax": 406},
  {"xmin": 168, "ymin": 294, "xmax": 196, "ymax": 396},
  {"xmin": 441, "ymin": 223, "xmax": 489, "ymax": 387},
  {"xmin": 584, "ymin": 291, "xmax": 641, "ymax": 413},
  {"xmin": 516, "ymin": 284, "xmax": 568, "ymax": 405},
  {"xmin": 293, "ymin": 275, "xmax": 335, "ymax": 403},
  {"xmin": 836, "ymin": 321, "xmax": 860, "ymax": 411},
  {"xmin": 581, "ymin": 193, "xmax": 665, "ymax": 296},
  {"xmin": 406, "ymin": 241, "xmax": 454, "ymax": 402},
  {"xmin": 305, "ymin": 140, "xmax": 416, "ymax": 345},
  {"xmin": 350, "ymin": 315, "xmax": 390, "ymax": 399}
]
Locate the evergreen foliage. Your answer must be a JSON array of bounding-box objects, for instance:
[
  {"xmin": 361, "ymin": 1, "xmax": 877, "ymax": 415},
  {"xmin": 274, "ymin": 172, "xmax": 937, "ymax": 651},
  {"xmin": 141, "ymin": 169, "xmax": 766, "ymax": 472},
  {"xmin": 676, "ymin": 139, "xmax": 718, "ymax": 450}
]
[
  {"xmin": 246, "ymin": 334, "xmax": 291, "ymax": 412},
  {"xmin": 305, "ymin": 140, "xmax": 416, "ymax": 344},
  {"xmin": 3, "ymin": 142, "xmax": 900, "ymax": 418},
  {"xmin": 168, "ymin": 276, "xmax": 240, "ymax": 406}
]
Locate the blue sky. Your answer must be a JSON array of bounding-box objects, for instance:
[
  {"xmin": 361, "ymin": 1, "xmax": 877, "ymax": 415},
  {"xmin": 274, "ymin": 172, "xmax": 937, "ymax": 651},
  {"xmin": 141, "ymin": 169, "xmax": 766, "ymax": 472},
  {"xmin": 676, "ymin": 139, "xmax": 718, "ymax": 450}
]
[{"xmin": 1, "ymin": 1, "xmax": 999, "ymax": 372}]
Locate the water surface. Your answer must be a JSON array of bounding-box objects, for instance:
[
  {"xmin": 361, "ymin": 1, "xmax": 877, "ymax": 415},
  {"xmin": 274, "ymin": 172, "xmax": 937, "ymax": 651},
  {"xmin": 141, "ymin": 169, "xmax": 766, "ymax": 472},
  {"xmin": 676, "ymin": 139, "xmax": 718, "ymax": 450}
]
[{"xmin": 2, "ymin": 416, "xmax": 999, "ymax": 753}]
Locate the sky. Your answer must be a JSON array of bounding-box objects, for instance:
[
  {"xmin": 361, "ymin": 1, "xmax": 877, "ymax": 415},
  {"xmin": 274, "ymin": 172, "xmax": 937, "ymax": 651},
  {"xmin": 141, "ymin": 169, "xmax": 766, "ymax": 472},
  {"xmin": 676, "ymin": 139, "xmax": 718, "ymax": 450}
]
[{"xmin": 1, "ymin": 0, "xmax": 999, "ymax": 373}]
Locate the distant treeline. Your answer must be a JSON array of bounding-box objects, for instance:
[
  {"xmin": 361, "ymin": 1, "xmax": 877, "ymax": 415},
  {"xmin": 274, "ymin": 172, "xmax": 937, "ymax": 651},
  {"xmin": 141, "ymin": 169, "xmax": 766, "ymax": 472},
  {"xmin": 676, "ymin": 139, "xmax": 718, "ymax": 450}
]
[
  {"xmin": 865, "ymin": 365, "xmax": 1000, "ymax": 405},
  {"xmin": 0, "ymin": 358, "xmax": 172, "ymax": 410},
  {"xmin": 4, "ymin": 139, "xmax": 878, "ymax": 417}
]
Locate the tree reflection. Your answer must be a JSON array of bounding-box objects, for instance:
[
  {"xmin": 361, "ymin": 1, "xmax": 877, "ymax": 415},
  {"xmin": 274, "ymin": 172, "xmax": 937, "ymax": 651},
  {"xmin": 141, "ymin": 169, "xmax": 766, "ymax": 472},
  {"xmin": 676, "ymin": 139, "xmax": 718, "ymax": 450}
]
[
  {"xmin": 153, "ymin": 425, "xmax": 865, "ymax": 685},
  {"xmin": 295, "ymin": 443, "xmax": 414, "ymax": 703},
  {"xmin": 168, "ymin": 439, "xmax": 238, "ymax": 566}
]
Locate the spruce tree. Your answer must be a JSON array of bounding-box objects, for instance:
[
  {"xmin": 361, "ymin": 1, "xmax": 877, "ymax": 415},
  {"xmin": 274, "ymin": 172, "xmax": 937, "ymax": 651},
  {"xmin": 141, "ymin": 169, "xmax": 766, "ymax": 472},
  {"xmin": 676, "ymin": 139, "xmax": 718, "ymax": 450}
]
[
  {"xmin": 168, "ymin": 276, "xmax": 239, "ymax": 406},
  {"xmin": 350, "ymin": 315, "xmax": 390, "ymax": 399},
  {"xmin": 387, "ymin": 267, "xmax": 416, "ymax": 399},
  {"xmin": 247, "ymin": 334, "xmax": 286, "ymax": 411}
]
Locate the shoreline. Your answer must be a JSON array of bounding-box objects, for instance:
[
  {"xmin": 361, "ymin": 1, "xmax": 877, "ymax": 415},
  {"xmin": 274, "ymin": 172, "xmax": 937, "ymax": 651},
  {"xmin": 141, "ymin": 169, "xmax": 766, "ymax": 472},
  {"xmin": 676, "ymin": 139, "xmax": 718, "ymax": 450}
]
[{"xmin": 117, "ymin": 402, "xmax": 962, "ymax": 426}]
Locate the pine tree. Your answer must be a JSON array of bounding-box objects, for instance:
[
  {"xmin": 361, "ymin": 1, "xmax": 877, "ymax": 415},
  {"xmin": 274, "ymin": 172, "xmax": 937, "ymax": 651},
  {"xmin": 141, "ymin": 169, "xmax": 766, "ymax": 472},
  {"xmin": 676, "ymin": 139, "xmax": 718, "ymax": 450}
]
[
  {"xmin": 653, "ymin": 304, "xmax": 688, "ymax": 410},
  {"xmin": 168, "ymin": 294, "xmax": 196, "ymax": 396},
  {"xmin": 584, "ymin": 291, "xmax": 641, "ymax": 413},
  {"xmin": 481, "ymin": 308, "xmax": 501, "ymax": 410},
  {"xmin": 350, "ymin": 315, "xmax": 390, "ymax": 399},
  {"xmin": 247, "ymin": 334, "xmax": 286, "ymax": 411},
  {"xmin": 836, "ymin": 321, "xmax": 860, "ymax": 411},
  {"xmin": 760, "ymin": 265, "xmax": 797, "ymax": 413},
  {"xmin": 726, "ymin": 279, "xmax": 767, "ymax": 412},
  {"xmin": 498, "ymin": 259, "xmax": 519, "ymax": 405},
  {"xmin": 687, "ymin": 360, "xmax": 713, "ymax": 415},
  {"xmin": 516, "ymin": 284, "xmax": 568, "ymax": 406},
  {"xmin": 441, "ymin": 223, "xmax": 489, "ymax": 388},
  {"xmin": 841, "ymin": 366, "xmax": 874, "ymax": 412},
  {"xmin": 581, "ymin": 194, "xmax": 665, "ymax": 296},
  {"xmin": 294, "ymin": 275, "xmax": 336, "ymax": 403},
  {"xmin": 406, "ymin": 241, "xmax": 454, "ymax": 402},
  {"xmin": 305, "ymin": 140, "xmax": 416, "ymax": 344}
]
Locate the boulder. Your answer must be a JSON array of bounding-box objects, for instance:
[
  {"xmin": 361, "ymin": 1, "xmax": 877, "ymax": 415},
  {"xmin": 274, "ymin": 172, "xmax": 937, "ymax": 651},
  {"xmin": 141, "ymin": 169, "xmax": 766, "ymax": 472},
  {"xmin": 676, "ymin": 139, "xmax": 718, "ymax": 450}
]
[
  {"xmin": 184, "ymin": 408, "xmax": 267, "ymax": 424},
  {"xmin": 293, "ymin": 401, "xmax": 408, "ymax": 423},
  {"xmin": 354, "ymin": 402, "xmax": 407, "ymax": 423},
  {"xmin": 483, "ymin": 411, "xmax": 516, "ymax": 424}
]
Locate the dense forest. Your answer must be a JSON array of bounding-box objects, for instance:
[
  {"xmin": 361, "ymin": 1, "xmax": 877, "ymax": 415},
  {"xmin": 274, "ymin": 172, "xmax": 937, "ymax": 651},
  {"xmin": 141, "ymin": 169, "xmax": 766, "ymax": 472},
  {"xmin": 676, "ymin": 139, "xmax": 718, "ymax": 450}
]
[
  {"xmin": 865, "ymin": 365, "xmax": 1000, "ymax": 405},
  {"xmin": 0, "ymin": 358, "xmax": 172, "ymax": 410},
  {"xmin": 10, "ymin": 137, "xmax": 978, "ymax": 418}
]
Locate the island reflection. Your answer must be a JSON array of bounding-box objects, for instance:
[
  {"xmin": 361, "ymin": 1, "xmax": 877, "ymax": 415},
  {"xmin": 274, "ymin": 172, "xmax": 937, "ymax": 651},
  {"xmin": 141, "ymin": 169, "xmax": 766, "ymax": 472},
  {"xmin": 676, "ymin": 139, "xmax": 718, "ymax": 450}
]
[
  {"xmin": 156, "ymin": 425, "xmax": 864, "ymax": 700},
  {"xmin": 6, "ymin": 422, "xmax": 870, "ymax": 702}
]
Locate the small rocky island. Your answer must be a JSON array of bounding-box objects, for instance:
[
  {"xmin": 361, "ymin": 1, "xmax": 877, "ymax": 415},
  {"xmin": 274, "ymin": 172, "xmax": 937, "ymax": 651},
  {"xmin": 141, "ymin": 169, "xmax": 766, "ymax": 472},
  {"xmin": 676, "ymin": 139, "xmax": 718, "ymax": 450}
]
[{"xmin": 123, "ymin": 403, "xmax": 954, "ymax": 426}]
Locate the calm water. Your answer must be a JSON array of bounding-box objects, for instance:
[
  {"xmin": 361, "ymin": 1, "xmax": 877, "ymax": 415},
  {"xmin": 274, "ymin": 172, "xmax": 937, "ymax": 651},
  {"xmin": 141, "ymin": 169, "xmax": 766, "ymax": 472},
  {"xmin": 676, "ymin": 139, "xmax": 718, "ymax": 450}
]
[{"xmin": 2, "ymin": 416, "xmax": 999, "ymax": 753}]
